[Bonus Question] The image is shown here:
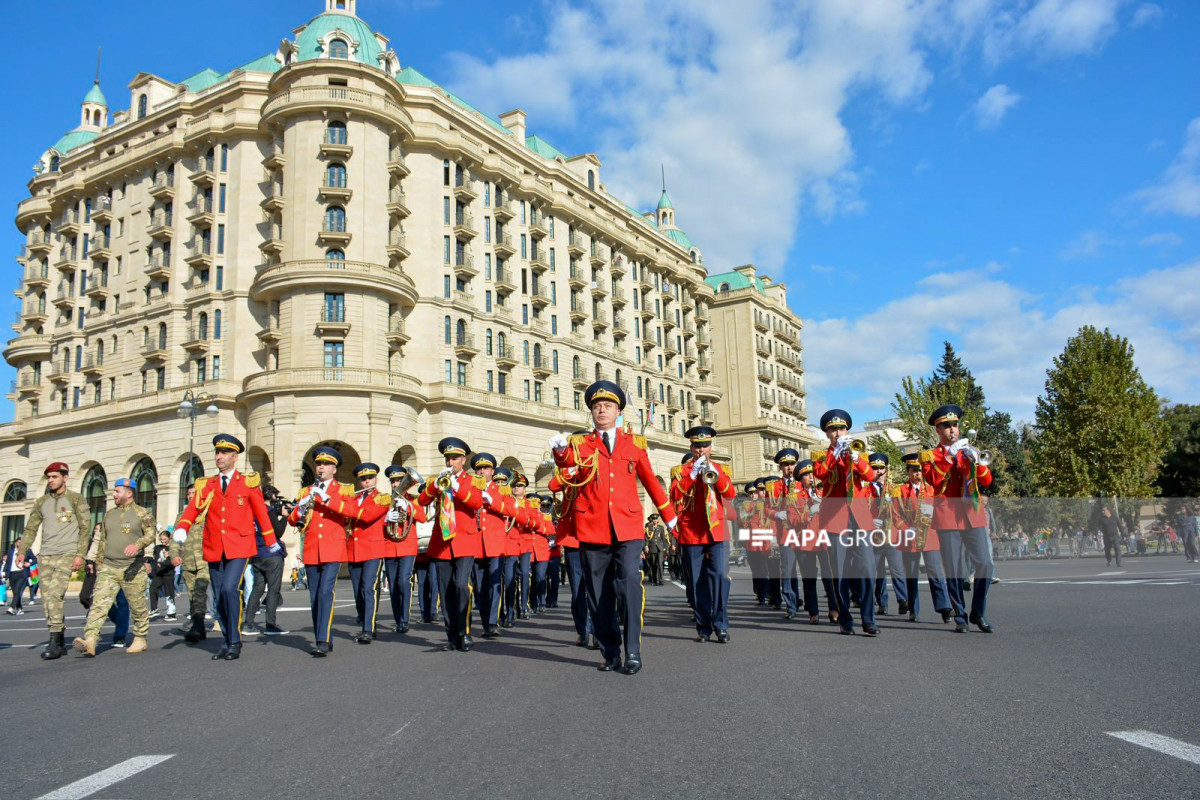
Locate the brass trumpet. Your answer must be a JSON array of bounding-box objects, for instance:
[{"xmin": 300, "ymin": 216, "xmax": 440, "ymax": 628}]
[
  {"xmin": 849, "ymin": 438, "xmax": 867, "ymax": 455},
  {"xmin": 700, "ymin": 466, "xmax": 720, "ymax": 485},
  {"xmin": 435, "ymin": 471, "xmax": 454, "ymax": 492}
]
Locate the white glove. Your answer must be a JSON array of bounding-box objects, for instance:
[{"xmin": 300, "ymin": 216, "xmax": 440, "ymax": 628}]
[
  {"xmin": 774, "ymin": 510, "xmax": 788, "ymax": 521},
  {"xmin": 314, "ymin": 485, "xmax": 330, "ymax": 502},
  {"xmin": 297, "ymin": 494, "xmax": 314, "ymax": 512},
  {"xmin": 449, "ymin": 475, "xmax": 460, "ymax": 494},
  {"xmin": 834, "ymin": 438, "xmax": 849, "ymax": 457},
  {"xmin": 949, "ymin": 438, "xmax": 969, "ymax": 456},
  {"xmin": 482, "ymin": 491, "xmax": 495, "ymax": 506},
  {"xmin": 172, "ymin": 529, "xmax": 187, "ymax": 543},
  {"xmin": 689, "ymin": 460, "xmax": 702, "ymax": 480},
  {"xmin": 810, "ymin": 499, "xmax": 822, "ymax": 514},
  {"xmin": 385, "ymin": 509, "xmax": 401, "ymax": 523},
  {"xmin": 549, "ymin": 434, "xmax": 568, "ymax": 452},
  {"xmin": 873, "ymin": 518, "xmax": 884, "ymax": 529},
  {"xmin": 666, "ymin": 518, "xmax": 677, "ymax": 531},
  {"xmin": 268, "ymin": 542, "xmax": 282, "ymax": 554},
  {"xmin": 920, "ymin": 502, "xmax": 934, "ymax": 517},
  {"xmin": 394, "ymin": 496, "xmax": 410, "ymax": 514}
]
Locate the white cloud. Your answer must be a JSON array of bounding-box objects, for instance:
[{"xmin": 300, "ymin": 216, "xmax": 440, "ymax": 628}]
[
  {"xmin": 1131, "ymin": 3, "xmax": 1163, "ymax": 27},
  {"xmin": 446, "ymin": 1, "xmax": 1133, "ymax": 273},
  {"xmin": 1060, "ymin": 228, "xmax": 1116, "ymax": 259},
  {"xmin": 971, "ymin": 84, "xmax": 1022, "ymax": 129},
  {"xmin": 1133, "ymin": 117, "xmax": 1200, "ymax": 218},
  {"xmin": 1139, "ymin": 231, "xmax": 1183, "ymax": 248},
  {"xmin": 803, "ymin": 259, "xmax": 1200, "ymax": 421}
]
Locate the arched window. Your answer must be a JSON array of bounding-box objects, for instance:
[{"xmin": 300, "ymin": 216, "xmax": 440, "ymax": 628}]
[
  {"xmin": 497, "ymin": 332, "xmax": 506, "ymax": 352},
  {"xmin": 198, "ymin": 312, "xmax": 208, "ymax": 340},
  {"xmin": 2, "ymin": 481, "xmax": 27, "ymax": 502},
  {"xmin": 637, "ymin": 376, "xmax": 643, "ymax": 397},
  {"xmin": 142, "ymin": 326, "xmax": 150, "ymax": 348},
  {"xmin": 81, "ymin": 466, "xmax": 107, "ymax": 528},
  {"xmin": 572, "ymin": 355, "xmax": 580, "ymax": 378},
  {"xmin": 533, "ymin": 343, "xmax": 542, "ymax": 363},
  {"xmin": 615, "ymin": 368, "xmax": 622, "ymax": 385},
  {"xmin": 157, "ymin": 322, "xmax": 167, "ymax": 349},
  {"xmin": 594, "ymin": 363, "xmax": 601, "ymax": 380},
  {"xmin": 444, "ymin": 316, "xmax": 451, "ymax": 345},
  {"xmin": 719, "ymin": 283, "xmax": 730, "ymax": 293},
  {"xmin": 131, "ymin": 457, "xmax": 158, "ymax": 518},
  {"xmin": 326, "ymin": 249, "xmax": 345, "ymax": 261},
  {"xmin": 329, "ymin": 38, "xmax": 349, "ymax": 59},
  {"xmin": 179, "ymin": 455, "xmax": 203, "ymax": 515},
  {"xmin": 455, "ymin": 319, "xmax": 466, "ymax": 345},
  {"xmin": 137, "ymin": 94, "xmax": 147, "ymax": 119},
  {"xmin": 49, "ymin": 155, "xmax": 60, "ymax": 172},
  {"xmin": 587, "ymin": 170, "xmax": 595, "ymax": 190},
  {"xmin": 214, "ymin": 310, "xmax": 222, "ymax": 339},
  {"xmin": 326, "ymin": 120, "xmax": 347, "ymax": 145},
  {"xmin": 96, "ymin": 340, "xmax": 104, "ymax": 365},
  {"xmin": 552, "ymin": 350, "xmax": 559, "ymax": 373},
  {"xmin": 325, "ymin": 163, "xmax": 346, "ymax": 188},
  {"xmin": 325, "ymin": 206, "xmax": 346, "ymax": 232},
  {"xmin": 522, "ymin": 340, "xmax": 530, "ymax": 364},
  {"xmin": 485, "ymin": 329, "xmax": 493, "ymax": 355}
]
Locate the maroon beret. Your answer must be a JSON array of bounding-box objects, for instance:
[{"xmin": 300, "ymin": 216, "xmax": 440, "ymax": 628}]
[{"xmin": 44, "ymin": 461, "xmax": 69, "ymax": 476}]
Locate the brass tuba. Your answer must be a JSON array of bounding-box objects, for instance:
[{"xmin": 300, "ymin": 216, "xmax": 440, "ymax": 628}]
[{"xmin": 386, "ymin": 467, "xmax": 423, "ymax": 541}]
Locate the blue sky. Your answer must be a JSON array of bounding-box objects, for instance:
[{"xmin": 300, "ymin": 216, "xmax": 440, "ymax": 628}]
[{"xmin": 3, "ymin": 0, "xmax": 1198, "ymax": 427}]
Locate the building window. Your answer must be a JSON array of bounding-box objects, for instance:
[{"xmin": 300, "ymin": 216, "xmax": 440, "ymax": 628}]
[
  {"xmin": 217, "ymin": 224, "xmax": 225, "ymax": 254},
  {"xmin": 485, "ymin": 329, "xmax": 493, "ymax": 355},
  {"xmin": 326, "ymin": 249, "xmax": 345, "ymax": 261},
  {"xmin": 137, "ymin": 94, "xmax": 147, "ymax": 119},
  {"xmin": 587, "ymin": 170, "xmax": 595, "ymax": 190},
  {"xmin": 325, "ymin": 206, "xmax": 346, "ymax": 232},
  {"xmin": 444, "ymin": 316, "xmax": 452, "ymax": 344},
  {"xmin": 329, "ymin": 38, "xmax": 349, "ymax": 59},
  {"xmin": 498, "ymin": 372, "xmax": 507, "ymax": 395},
  {"xmin": 485, "ymin": 291, "xmax": 492, "ymax": 312},
  {"xmin": 444, "ymin": 236, "xmax": 451, "ymax": 264},
  {"xmin": 212, "ymin": 355, "xmax": 220, "ymax": 379},
  {"xmin": 443, "ymin": 275, "xmax": 451, "ymax": 298},
  {"xmin": 131, "ymin": 457, "xmax": 158, "ymax": 518},
  {"xmin": 523, "ymin": 380, "xmax": 530, "ymax": 400},
  {"xmin": 326, "ymin": 163, "xmax": 347, "ymax": 187},
  {"xmin": 215, "ymin": 265, "xmax": 224, "ymax": 290},
  {"xmin": 327, "ymin": 121, "xmax": 348, "ymax": 145},
  {"xmin": 219, "ymin": 184, "xmax": 226, "ymax": 213},
  {"xmin": 156, "ymin": 367, "xmax": 166, "ymax": 390},
  {"xmin": 444, "ymin": 360, "xmax": 452, "ymax": 382},
  {"xmin": 456, "ymin": 362, "xmax": 467, "ymax": 386},
  {"xmin": 324, "ymin": 293, "xmax": 345, "ymax": 322},
  {"xmin": 534, "ymin": 382, "xmax": 542, "ymax": 403},
  {"xmin": 323, "ymin": 341, "xmax": 344, "ymax": 367},
  {"xmin": 197, "ymin": 358, "xmax": 207, "ymax": 384},
  {"xmin": 487, "ymin": 370, "xmax": 494, "ymax": 392},
  {"xmin": 574, "ymin": 391, "xmax": 581, "ymax": 410}
]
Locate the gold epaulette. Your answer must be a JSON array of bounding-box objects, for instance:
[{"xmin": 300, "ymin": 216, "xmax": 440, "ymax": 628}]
[
  {"xmin": 720, "ymin": 463, "xmax": 732, "ymax": 477},
  {"xmin": 339, "ymin": 484, "xmax": 354, "ymax": 496},
  {"xmin": 244, "ymin": 471, "xmax": 261, "ymax": 489},
  {"xmin": 472, "ymin": 475, "xmax": 488, "ymax": 489},
  {"xmin": 374, "ymin": 493, "xmax": 391, "ymax": 506},
  {"xmin": 919, "ymin": 449, "xmax": 935, "ymax": 464},
  {"xmin": 632, "ymin": 434, "xmax": 648, "ymax": 451},
  {"xmin": 194, "ymin": 476, "xmax": 209, "ymax": 492},
  {"xmin": 891, "ymin": 486, "xmax": 904, "ymax": 498},
  {"xmin": 812, "ymin": 449, "xmax": 827, "ymax": 461},
  {"xmin": 298, "ymin": 486, "xmax": 312, "ymax": 500},
  {"xmin": 498, "ymin": 485, "xmax": 512, "ymax": 496},
  {"xmin": 670, "ymin": 465, "xmax": 684, "ymax": 480},
  {"xmin": 568, "ymin": 433, "xmax": 586, "ymax": 447}
]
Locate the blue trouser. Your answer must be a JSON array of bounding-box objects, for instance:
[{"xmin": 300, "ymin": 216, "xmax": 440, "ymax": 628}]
[
  {"xmin": 547, "ymin": 556, "xmax": 561, "ymax": 606},
  {"xmin": 873, "ymin": 544, "xmax": 909, "ymax": 610},
  {"xmin": 563, "ymin": 547, "xmax": 592, "ymax": 638},
  {"xmin": 471, "ymin": 555, "xmax": 502, "ymax": 629},
  {"xmin": 797, "ymin": 550, "xmax": 837, "ymax": 616},
  {"xmin": 415, "ymin": 559, "xmax": 440, "ymax": 622},
  {"xmin": 305, "ymin": 562, "xmax": 340, "ymax": 645},
  {"xmin": 939, "ymin": 527, "xmax": 993, "ymax": 623},
  {"xmin": 348, "ymin": 559, "xmax": 383, "ymax": 634},
  {"xmin": 531, "ymin": 560, "xmax": 549, "ymax": 609},
  {"xmin": 383, "ymin": 555, "xmax": 416, "ymax": 628},
  {"xmin": 516, "ymin": 552, "xmax": 532, "ymax": 614},
  {"xmin": 500, "ymin": 554, "xmax": 519, "ymax": 623},
  {"xmin": 208, "ymin": 557, "xmax": 249, "ymax": 646},
  {"xmin": 683, "ymin": 541, "xmax": 730, "ymax": 635},
  {"xmin": 902, "ymin": 549, "xmax": 950, "ymax": 617},
  {"xmin": 110, "ymin": 590, "xmax": 129, "ymax": 641},
  {"xmin": 435, "ymin": 556, "xmax": 474, "ymax": 645},
  {"xmin": 580, "ymin": 539, "xmax": 644, "ymax": 661},
  {"xmin": 831, "ymin": 532, "xmax": 876, "ymax": 630},
  {"xmin": 779, "ymin": 547, "xmax": 801, "ymax": 613}
]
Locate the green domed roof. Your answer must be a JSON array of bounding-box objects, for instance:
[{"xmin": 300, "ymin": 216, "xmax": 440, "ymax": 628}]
[
  {"xmin": 52, "ymin": 130, "xmax": 99, "ymax": 154},
  {"xmin": 666, "ymin": 228, "xmax": 694, "ymax": 249},
  {"xmin": 656, "ymin": 190, "xmax": 673, "ymax": 210},
  {"xmin": 83, "ymin": 82, "xmax": 107, "ymax": 106},
  {"xmin": 294, "ymin": 12, "xmax": 383, "ymax": 66}
]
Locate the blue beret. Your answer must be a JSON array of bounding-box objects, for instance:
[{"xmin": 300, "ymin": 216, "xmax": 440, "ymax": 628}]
[
  {"xmin": 685, "ymin": 425, "xmax": 716, "ymax": 444},
  {"xmin": 213, "ymin": 433, "xmax": 243, "ymax": 453},
  {"xmin": 493, "ymin": 466, "xmax": 512, "ymax": 485},
  {"xmin": 901, "ymin": 452, "xmax": 921, "ymax": 467},
  {"xmin": 113, "ymin": 477, "xmax": 135, "ymax": 490}
]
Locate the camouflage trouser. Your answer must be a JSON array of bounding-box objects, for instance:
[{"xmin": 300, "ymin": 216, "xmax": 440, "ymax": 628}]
[
  {"xmin": 38, "ymin": 552, "xmax": 77, "ymax": 633},
  {"xmin": 181, "ymin": 564, "xmax": 210, "ymax": 618},
  {"xmin": 83, "ymin": 562, "xmax": 149, "ymax": 640}
]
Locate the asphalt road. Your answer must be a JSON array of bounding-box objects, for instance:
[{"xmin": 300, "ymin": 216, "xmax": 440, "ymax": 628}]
[{"xmin": 3, "ymin": 555, "xmax": 1198, "ymax": 799}]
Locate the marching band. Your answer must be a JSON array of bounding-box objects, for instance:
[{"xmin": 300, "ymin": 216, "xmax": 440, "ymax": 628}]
[{"xmin": 23, "ymin": 384, "xmax": 1001, "ymax": 670}]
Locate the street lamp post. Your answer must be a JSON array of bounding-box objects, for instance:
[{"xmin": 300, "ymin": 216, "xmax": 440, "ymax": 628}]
[{"xmin": 177, "ymin": 390, "xmax": 220, "ymax": 484}]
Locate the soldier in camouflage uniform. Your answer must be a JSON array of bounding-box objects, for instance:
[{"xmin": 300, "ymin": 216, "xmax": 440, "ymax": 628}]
[
  {"xmin": 168, "ymin": 484, "xmax": 211, "ymax": 642},
  {"xmin": 72, "ymin": 477, "xmax": 157, "ymax": 657},
  {"xmin": 22, "ymin": 462, "xmax": 91, "ymax": 660}
]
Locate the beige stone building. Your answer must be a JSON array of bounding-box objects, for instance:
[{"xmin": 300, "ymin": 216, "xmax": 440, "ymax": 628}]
[
  {"xmin": 1, "ymin": 0, "xmax": 746, "ymax": 546},
  {"xmin": 703, "ymin": 264, "xmax": 822, "ymax": 482}
]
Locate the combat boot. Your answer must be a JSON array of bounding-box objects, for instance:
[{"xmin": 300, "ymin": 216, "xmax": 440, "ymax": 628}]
[
  {"xmin": 184, "ymin": 613, "xmax": 207, "ymax": 643},
  {"xmin": 72, "ymin": 635, "xmax": 98, "ymax": 657},
  {"xmin": 126, "ymin": 636, "xmax": 148, "ymax": 653},
  {"xmin": 41, "ymin": 631, "xmax": 66, "ymax": 660}
]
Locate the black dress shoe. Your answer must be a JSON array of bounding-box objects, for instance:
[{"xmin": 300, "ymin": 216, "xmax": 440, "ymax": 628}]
[
  {"xmin": 715, "ymin": 630, "xmax": 730, "ymax": 644},
  {"xmin": 898, "ymin": 601, "xmax": 909, "ymax": 615},
  {"xmin": 441, "ymin": 642, "xmax": 457, "ymax": 652},
  {"xmin": 482, "ymin": 626, "xmax": 500, "ymax": 639},
  {"xmin": 784, "ymin": 611, "xmax": 794, "ymax": 620},
  {"xmin": 940, "ymin": 609, "xmax": 953, "ymax": 623},
  {"xmin": 622, "ymin": 655, "xmax": 642, "ymax": 675},
  {"xmin": 839, "ymin": 626, "xmax": 855, "ymax": 635},
  {"xmin": 876, "ymin": 604, "xmax": 888, "ymax": 616},
  {"xmin": 862, "ymin": 624, "xmax": 880, "ymax": 636},
  {"xmin": 312, "ymin": 642, "xmax": 330, "ymax": 656},
  {"xmin": 212, "ymin": 646, "xmax": 229, "ymax": 660},
  {"xmin": 225, "ymin": 643, "xmax": 242, "ymax": 660},
  {"xmin": 695, "ymin": 632, "xmax": 710, "ymax": 643},
  {"xmin": 598, "ymin": 657, "xmax": 621, "ymax": 672},
  {"xmin": 908, "ymin": 613, "xmax": 918, "ymax": 623},
  {"xmin": 396, "ymin": 625, "xmax": 409, "ymax": 635},
  {"xmin": 969, "ymin": 613, "xmax": 995, "ymax": 633},
  {"xmin": 354, "ymin": 633, "xmax": 372, "ymax": 644},
  {"xmin": 458, "ymin": 635, "xmax": 474, "ymax": 652},
  {"xmin": 809, "ymin": 615, "xmax": 820, "ymax": 625},
  {"xmin": 954, "ymin": 621, "xmax": 969, "ymax": 633},
  {"xmin": 587, "ymin": 635, "xmax": 600, "ymax": 650}
]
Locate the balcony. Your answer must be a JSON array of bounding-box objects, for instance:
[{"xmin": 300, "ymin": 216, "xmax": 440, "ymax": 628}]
[
  {"xmin": 58, "ymin": 217, "xmax": 81, "ymax": 238},
  {"xmin": 81, "ymin": 355, "xmax": 104, "ymax": 377},
  {"xmin": 453, "ymin": 249, "xmax": 479, "ymax": 278},
  {"xmin": 567, "ymin": 232, "xmax": 586, "ymax": 257},
  {"xmin": 695, "ymin": 305, "xmax": 709, "ymax": 322},
  {"xmin": 317, "ymin": 222, "xmax": 351, "ymax": 246},
  {"xmin": 589, "ymin": 280, "xmax": 606, "ymax": 299},
  {"xmin": 91, "ymin": 198, "xmax": 113, "ymax": 224},
  {"xmin": 142, "ymin": 342, "xmax": 169, "ymax": 362},
  {"xmin": 495, "ymin": 345, "xmax": 518, "ymax": 368},
  {"xmin": 317, "ymin": 180, "xmax": 353, "ymax": 202},
  {"xmin": 189, "ymin": 158, "xmax": 216, "ymax": 185},
  {"xmin": 569, "ymin": 301, "xmax": 588, "ymax": 323},
  {"xmin": 610, "ymin": 255, "xmax": 627, "ymax": 276},
  {"xmin": 493, "ymin": 234, "xmax": 515, "ymax": 257},
  {"xmin": 528, "ymin": 217, "xmax": 548, "ymax": 239},
  {"xmin": 453, "ymin": 214, "xmax": 478, "ymax": 241},
  {"xmin": 256, "ymin": 324, "xmax": 281, "ymax": 344},
  {"xmin": 386, "ymin": 189, "xmax": 411, "ymax": 219},
  {"xmin": 684, "ymin": 347, "xmax": 697, "ymax": 365},
  {"xmin": 568, "ymin": 265, "xmax": 587, "ymax": 289},
  {"xmin": 571, "ymin": 372, "xmax": 590, "ymax": 390},
  {"xmin": 590, "ymin": 243, "xmax": 608, "ymax": 267},
  {"xmin": 17, "ymin": 376, "xmax": 43, "ymax": 397},
  {"xmin": 52, "ymin": 287, "xmax": 75, "ymax": 311},
  {"xmin": 452, "ymin": 289, "xmax": 475, "ymax": 310},
  {"xmin": 611, "ymin": 285, "xmax": 627, "ymax": 307},
  {"xmin": 754, "ymin": 314, "xmax": 769, "ymax": 332},
  {"xmin": 263, "ymin": 141, "xmax": 286, "ymax": 169},
  {"xmin": 696, "ymin": 379, "xmax": 724, "ymax": 403},
  {"xmin": 186, "ymin": 200, "xmax": 215, "ymax": 228},
  {"xmin": 319, "ymin": 134, "xmax": 353, "ymax": 159},
  {"xmin": 639, "ymin": 306, "xmax": 655, "ymax": 322},
  {"xmin": 638, "ymin": 273, "xmax": 654, "ymax": 291},
  {"xmin": 259, "ymin": 234, "xmax": 284, "ymax": 256},
  {"xmin": 20, "ymin": 308, "xmax": 48, "ymax": 327},
  {"xmin": 776, "ymin": 325, "xmax": 799, "ymax": 346},
  {"xmin": 776, "ymin": 349, "xmax": 799, "ymax": 369},
  {"xmin": 493, "ymin": 266, "xmax": 516, "ymax": 294},
  {"xmin": 641, "ymin": 333, "xmax": 656, "ymax": 351},
  {"xmin": 261, "ymin": 183, "xmax": 286, "ymax": 212},
  {"xmin": 84, "ymin": 275, "xmax": 110, "ymax": 300},
  {"xmin": 531, "ymin": 354, "xmax": 552, "ymax": 378},
  {"xmin": 453, "ymin": 334, "xmax": 479, "ymax": 357},
  {"xmin": 452, "ymin": 175, "xmax": 479, "ymax": 202},
  {"xmin": 386, "ymin": 154, "xmax": 410, "ymax": 177},
  {"xmin": 147, "ymin": 215, "xmax": 174, "ymax": 241},
  {"xmin": 251, "ymin": 260, "xmax": 418, "ymax": 307},
  {"xmin": 386, "ymin": 232, "xmax": 410, "ymax": 261},
  {"xmin": 494, "ymin": 200, "xmax": 515, "ymax": 221},
  {"xmin": 667, "ymin": 396, "xmax": 681, "ymax": 413},
  {"xmin": 27, "ymin": 236, "xmax": 53, "ymax": 255},
  {"xmin": 682, "ymin": 325, "xmax": 696, "ymax": 340},
  {"xmin": 755, "ymin": 340, "xmax": 770, "ymax": 358},
  {"xmin": 149, "ymin": 174, "xmax": 176, "ymax": 199},
  {"xmin": 49, "ymin": 367, "xmax": 70, "ymax": 385},
  {"xmin": 25, "ymin": 264, "xmax": 50, "ymax": 288},
  {"xmin": 757, "ymin": 366, "xmax": 773, "ymax": 382},
  {"xmin": 663, "ymin": 315, "xmax": 676, "ymax": 331},
  {"xmin": 386, "ymin": 319, "xmax": 410, "ymax": 348},
  {"xmin": 184, "ymin": 240, "xmax": 213, "ymax": 268},
  {"xmin": 612, "ymin": 316, "xmax": 628, "ymax": 338},
  {"xmin": 316, "ymin": 310, "xmax": 351, "ymax": 336},
  {"xmin": 181, "ymin": 326, "xmax": 211, "ymax": 352},
  {"xmin": 663, "ymin": 341, "xmax": 679, "ymax": 358},
  {"xmin": 530, "ymin": 285, "xmax": 551, "ymax": 308},
  {"xmin": 591, "ymin": 310, "xmax": 609, "ymax": 329},
  {"xmin": 529, "ymin": 252, "xmax": 549, "ymax": 273},
  {"xmin": 54, "ymin": 250, "xmax": 80, "ymax": 272},
  {"xmin": 2, "ymin": 334, "xmax": 52, "ymax": 363}
]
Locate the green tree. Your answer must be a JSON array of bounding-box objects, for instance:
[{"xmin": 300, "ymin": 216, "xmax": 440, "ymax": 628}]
[
  {"xmin": 930, "ymin": 341, "xmax": 986, "ymax": 410},
  {"xmin": 1156, "ymin": 403, "xmax": 1200, "ymax": 497},
  {"xmin": 1032, "ymin": 326, "xmax": 1168, "ymax": 497}
]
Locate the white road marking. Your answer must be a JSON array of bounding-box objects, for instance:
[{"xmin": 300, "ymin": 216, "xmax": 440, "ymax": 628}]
[
  {"xmin": 1097, "ymin": 571, "xmax": 1127, "ymax": 576},
  {"xmin": 1108, "ymin": 731, "xmax": 1200, "ymax": 767},
  {"xmin": 36, "ymin": 755, "xmax": 175, "ymax": 799}
]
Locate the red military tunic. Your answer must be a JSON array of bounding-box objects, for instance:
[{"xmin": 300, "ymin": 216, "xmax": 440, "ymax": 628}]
[
  {"xmin": 892, "ymin": 481, "xmax": 939, "ymax": 553},
  {"xmin": 503, "ymin": 496, "xmax": 526, "ymax": 557},
  {"xmin": 346, "ymin": 488, "xmax": 390, "ymax": 563},
  {"xmin": 532, "ymin": 511, "xmax": 552, "ymax": 562},
  {"xmin": 548, "ymin": 472, "xmax": 579, "ymax": 549},
  {"xmin": 766, "ymin": 475, "xmax": 806, "ymax": 549},
  {"xmin": 921, "ymin": 445, "xmax": 993, "ymax": 530},
  {"xmin": 175, "ymin": 470, "xmax": 276, "ymax": 561},
  {"xmin": 384, "ymin": 496, "xmax": 427, "ymax": 559},
  {"xmin": 416, "ymin": 473, "xmax": 485, "ymax": 560},
  {"xmin": 811, "ymin": 448, "xmax": 876, "ymax": 532},
  {"xmin": 551, "ymin": 428, "xmax": 676, "ymax": 544},
  {"xmin": 477, "ymin": 480, "xmax": 519, "ymax": 558},
  {"xmin": 739, "ymin": 500, "xmax": 774, "ymax": 553},
  {"xmin": 785, "ymin": 486, "xmax": 823, "ymax": 551},
  {"xmin": 288, "ymin": 481, "xmax": 356, "ymax": 565},
  {"xmin": 669, "ymin": 462, "xmax": 736, "ymax": 545}
]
